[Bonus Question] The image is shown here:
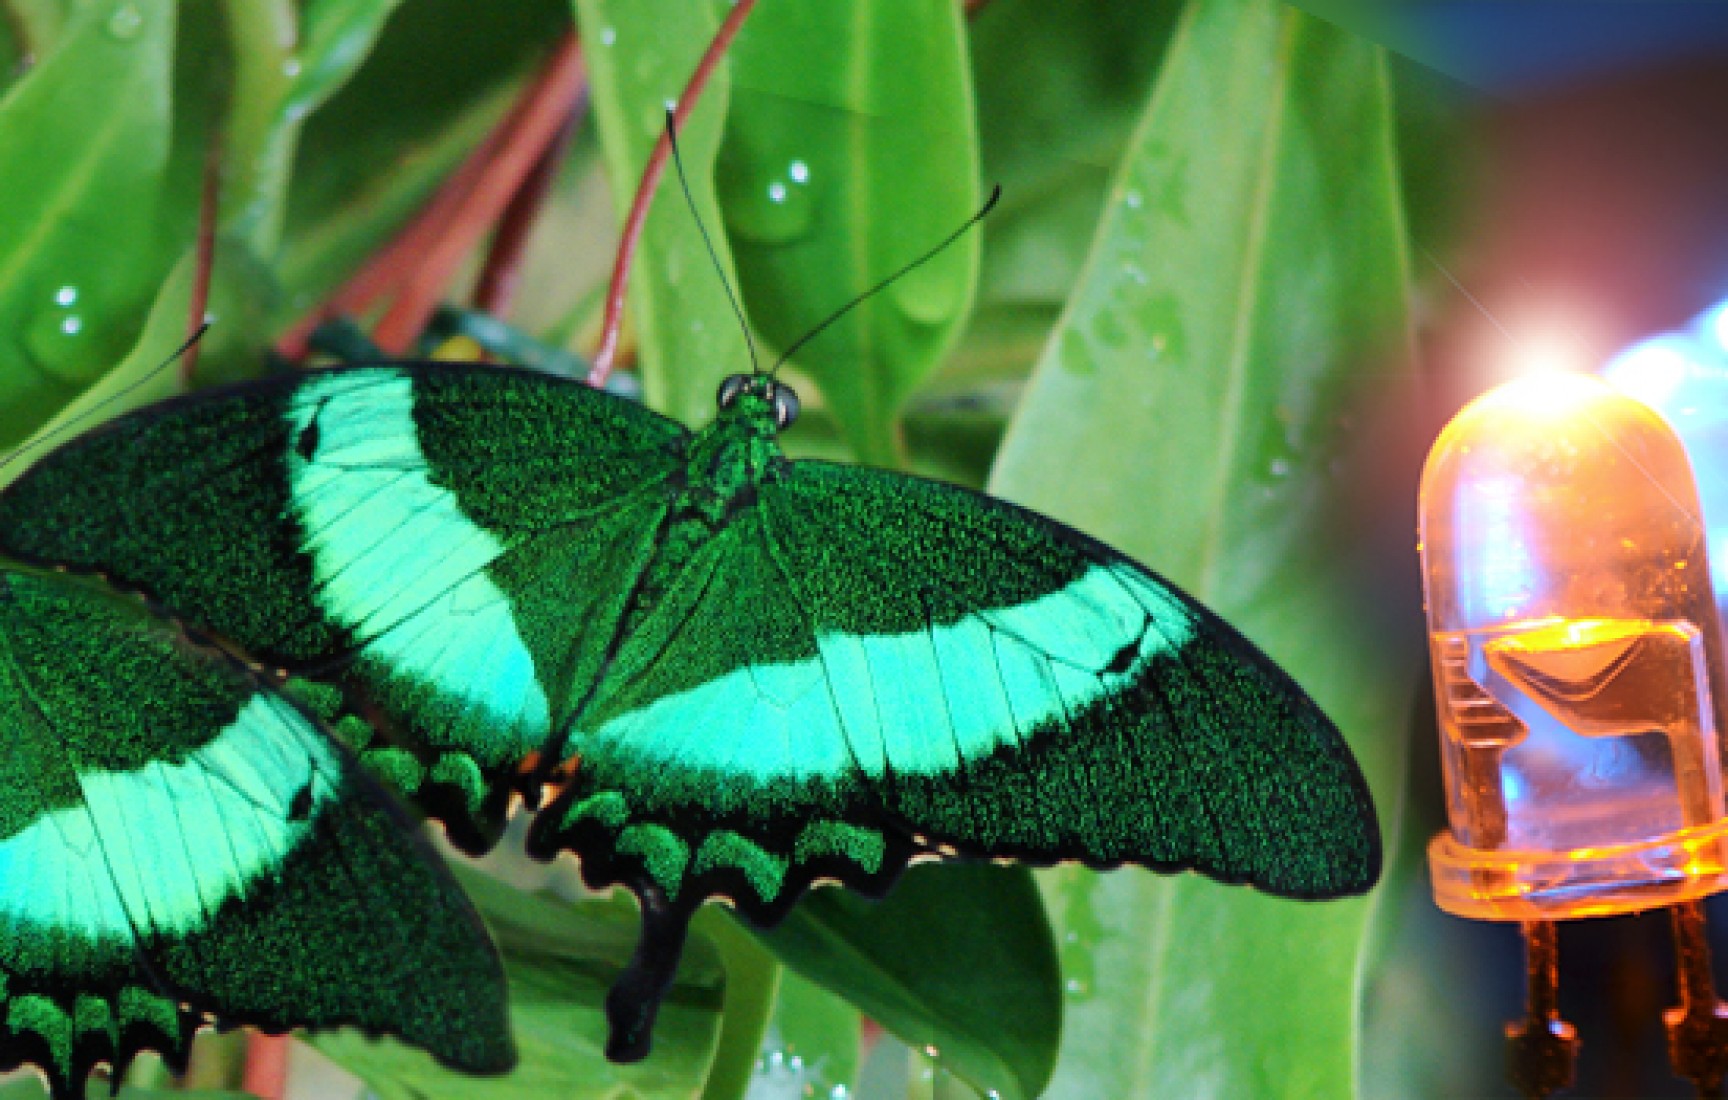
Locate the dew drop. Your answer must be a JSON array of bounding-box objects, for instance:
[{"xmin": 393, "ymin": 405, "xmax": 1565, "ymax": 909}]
[
  {"xmin": 1268, "ymin": 457, "xmax": 1292, "ymax": 478},
  {"xmin": 1123, "ymin": 189, "xmax": 1143, "ymax": 210},
  {"xmin": 105, "ymin": 3, "xmax": 143, "ymax": 40},
  {"xmin": 53, "ymin": 285, "xmax": 76, "ymax": 307},
  {"xmin": 282, "ymin": 57, "xmax": 302, "ymax": 78},
  {"xmin": 600, "ymin": 26, "xmax": 617, "ymax": 46},
  {"xmin": 829, "ymin": 1087, "xmax": 849, "ymax": 1100},
  {"xmin": 923, "ymin": 1045, "xmax": 940, "ymax": 1059},
  {"xmin": 1122, "ymin": 262, "xmax": 1149, "ymax": 286},
  {"xmin": 720, "ymin": 160, "xmax": 815, "ymax": 246},
  {"xmin": 1064, "ymin": 977, "xmax": 1089, "ymax": 997},
  {"xmin": 1088, "ymin": 309, "xmax": 1129, "ymax": 354},
  {"xmin": 23, "ymin": 305, "xmax": 92, "ymax": 383}
]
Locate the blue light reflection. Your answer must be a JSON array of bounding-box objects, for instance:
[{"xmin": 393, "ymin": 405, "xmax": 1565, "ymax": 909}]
[{"xmin": 1602, "ymin": 300, "xmax": 1728, "ymax": 614}]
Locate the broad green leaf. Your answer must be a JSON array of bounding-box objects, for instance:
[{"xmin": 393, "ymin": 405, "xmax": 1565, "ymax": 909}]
[
  {"xmin": 717, "ymin": 0, "xmax": 979, "ymax": 467},
  {"xmin": 0, "ymin": 0, "xmax": 175, "ymax": 446},
  {"xmin": 313, "ymin": 866, "xmax": 724, "ymax": 1099},
  {"xmin": 756, "ymin": 863, "xmax": 1060, "ymax": 1100},
  {"xmin": 218, "ymin": 0, "xmax": 411, "ymax": 253},
  {"xmin": 742, "ymin": 967, "xmax": 860, "ymax": 1100},
  {"xmin": 960, "ymin": 0, "xmax": 1176, "ymax": 380},
  {"xmin": 989, "ymin": 1, "xmax": 1418, "ymax": 1096},
  {"xmin": 279, "ymin": 0, "xmax": 569, "ymax": 317},
  {"xmin": 0, "ymin": 235, "xmax": 274, "ymax": 491},
  {"xmin": 572, "ymin": 0, "xmax": 747, "ymax": 427},
  {"xmin": 276, "ymin": 83, "xmax": 514, "ymax": 321},
  {"xmin": 1356, "ymin": 725, "xmax": 1507, "ymax": 1100},
  {"xmin": 695, "ymin": 910, "xmax": 781, "ymax": 1100}
]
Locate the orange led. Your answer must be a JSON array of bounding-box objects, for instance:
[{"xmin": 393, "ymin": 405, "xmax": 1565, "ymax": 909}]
[
  {"xmin": 1422, "ymin": 371, "xmax": 1728, "ymax": 917},
  {"xmin": 1419, "ymin": 372, "xmax": 1728, "ymax": 1097}
]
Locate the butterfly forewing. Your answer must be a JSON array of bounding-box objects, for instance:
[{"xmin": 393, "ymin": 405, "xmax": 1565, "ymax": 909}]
[
  {"xmin": 764, "ymin": 461, "xmax": 1380, "ymax": 897},
  {"xmin": 0, "ymin": 365, "xmax": 689, "ymax": 849},
  {"xmin": 0, "ymin": 566, "xmax": 511, "ymax": 1099}
]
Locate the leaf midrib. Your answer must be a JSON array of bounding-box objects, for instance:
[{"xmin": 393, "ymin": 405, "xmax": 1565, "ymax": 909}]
[{"xmin": 1194, "ymin": 17, "xmax": 1298, "ymax": 602}]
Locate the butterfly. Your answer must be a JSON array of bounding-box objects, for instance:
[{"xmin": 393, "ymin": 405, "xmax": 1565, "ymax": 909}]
[
  {"xmin": 0, "ymin": 361, "xmax": 1381, "ymax": 1060},
  {"xmin": 0, "ymin": 562, "xmax": 513, "ymax": 1098}
]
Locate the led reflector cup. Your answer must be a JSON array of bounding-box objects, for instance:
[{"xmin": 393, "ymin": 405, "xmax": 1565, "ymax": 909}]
[{"xmin": 1421, "ymin": 373, "xmax": 1728, "ymax": 920}]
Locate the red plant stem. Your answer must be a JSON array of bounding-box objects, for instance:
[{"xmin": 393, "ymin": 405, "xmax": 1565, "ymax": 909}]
[
  {"xmin": 272, "ymin": 122, "xmax": 505, "ymax": 360},
  {"xmin": 240, "ymin": 1033, "xmax": 289, "ymax": 1100},
  {"xmin": 371, "ymin": 33, "xmax": 586, "ymax": 354},
  {"xmin": 181, "ymin": 137, "xmax": 223, "ymax": 384},
  {"xmin": 473, "ymin": 100, "xmax": 583, "ymax": 321},
  {"xmin": 274, "ymin": 32, "xmax": 584, "ymax": 361},
  {"xmin": 587, "ymin": 0, "xmax": 759, "ymax": 387}
]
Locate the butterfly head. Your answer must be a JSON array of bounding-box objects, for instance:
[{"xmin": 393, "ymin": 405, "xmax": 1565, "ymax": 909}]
[{"xmin": 716, "ymin": 373, "xmax": 800, "ymax": 435}]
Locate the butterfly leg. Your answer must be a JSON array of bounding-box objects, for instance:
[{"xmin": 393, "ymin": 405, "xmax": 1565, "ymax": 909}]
[{"xmin": 606, "ymin": 887, "xmax": 691, "ymax": 1062}]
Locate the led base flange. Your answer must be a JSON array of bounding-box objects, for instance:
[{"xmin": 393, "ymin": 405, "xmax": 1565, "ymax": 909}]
[{"xmin": 1430, "ymin": 819, "xmax": 1728, "ymax": 921}]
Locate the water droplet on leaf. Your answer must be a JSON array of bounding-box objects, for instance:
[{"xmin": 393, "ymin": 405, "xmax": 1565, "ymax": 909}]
[
  {"xmin": 24, "ymin": 304, "xmax": 92, "ymax": 383},
  {"xmin": 105, "ymin": 4, "xmax": 143, "ymax": 40},
  {"xmin": 720, "ymin": 160, "xmax": 814, "ymax": 246}
]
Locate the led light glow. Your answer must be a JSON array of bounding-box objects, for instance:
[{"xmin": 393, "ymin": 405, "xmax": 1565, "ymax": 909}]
[{"xmin": 1421, "ymin": 373, "xmax": 1728, "ymax": 920}]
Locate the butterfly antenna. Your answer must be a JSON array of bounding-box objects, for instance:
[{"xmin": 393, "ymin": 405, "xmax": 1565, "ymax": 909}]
[
  {"xmin": 663, "ymin": 107, "xmax": 761, "ymax": 376},
  {"xmin": 769, "ymin": 183, "xmax": 1000, "ymax": 378},
  {"xmin": 0, "ymin": 323, "xmax": 210, "ymax": 479}
]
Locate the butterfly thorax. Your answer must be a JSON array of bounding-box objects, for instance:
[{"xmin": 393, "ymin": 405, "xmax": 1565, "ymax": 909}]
[
  {"xmin": 673, "ymin": 392, "xmax": 786, "ymax": 524},
  {"xmin": 611, "ymin": 394, "xmax": 786, "ymax": 642}
]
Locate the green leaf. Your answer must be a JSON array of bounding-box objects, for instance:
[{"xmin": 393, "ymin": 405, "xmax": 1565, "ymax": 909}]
[
  {"xmin": 279, "ymin": 0, "xmax": 569, "ymax": 316},
  {"xmin": 988, "ymin": 1, "xmax": 1418, "ymax": 1096},
  {"xmin": 694, "ymin": 910, "xmax": 781, "ymax": 1100},
  {"xmin": 756, "ymin": 862, "xmax": 1060, "ymax": 1100},
  {"xmin": 746, "ymin": 966, "xmax": 861, "ymax": 1100},
  {"xmin": 572, "ymin": 0, "xmax": 747, "ymax": 427},
  {"xmin": 313, "ymin": 866, "xmax": 724, "ymax": 1099},
  {"xmin": 0, "ymin": 0, "xmax": 175, "ymax": 446},
  {"xmin": 962, "ymin": 0, "xmax": 1177, "ymax": 373},
  {"xmin": 717, "ymin": 0, "xmax": 979, "ymax": 467}
]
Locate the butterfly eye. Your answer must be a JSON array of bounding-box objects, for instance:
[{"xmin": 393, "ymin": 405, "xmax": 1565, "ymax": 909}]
[
  {"xmin": 770, "ymin": 384, "xmax": 801, "ymax": 429},
  {"xmin": 716, "ymin": 374, "xmax": 752, "ymax": 409}
]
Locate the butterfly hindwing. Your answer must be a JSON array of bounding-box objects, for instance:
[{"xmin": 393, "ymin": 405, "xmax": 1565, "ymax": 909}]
[
  {"xmin": 0, "ymin": 565, "xmax": 512, "ymax": 1098},
  {"xmin": 0, "ymin": 365, "xmax": 688, "ymax": 848}
]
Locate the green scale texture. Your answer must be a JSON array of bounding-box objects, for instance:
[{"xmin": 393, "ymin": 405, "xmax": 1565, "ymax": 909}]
[
  {"xmin": 0, "ymin": 566, "xmax": 511, "ymax": 1098},
  {"xmin": 0, "ymin": 364, "xmax": 1380, "ymax": 1063}
]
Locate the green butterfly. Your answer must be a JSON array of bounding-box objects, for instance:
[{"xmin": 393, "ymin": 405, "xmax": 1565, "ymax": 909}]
[
  {"xmin": 0, "ymin": 562, "xmax": 512, "ymax": 1098},
  {"xmin": 0, "ymin": 362, "xmax": 1380, "ymax": 1060}
]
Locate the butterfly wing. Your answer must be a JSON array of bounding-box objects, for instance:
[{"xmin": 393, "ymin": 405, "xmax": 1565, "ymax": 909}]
[
  {"xmin": 0, "ymin": 364, "xmax": 688, "ymax": 849},
  {"xmin": 0, "ymin": 566, "xmax": 512, "ymax": 1099},
  {"xmin": 527, "ymin": 458, "xmax": 1378, "ymax": 1057},
  {"xmin": 761, "ymin": 461, "xmax": 1380, "ymax": 894}
]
